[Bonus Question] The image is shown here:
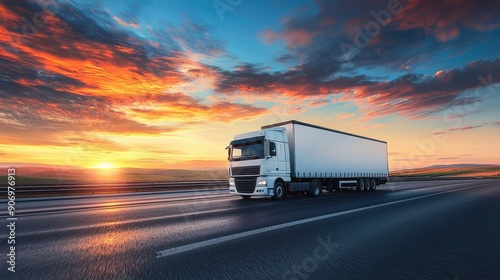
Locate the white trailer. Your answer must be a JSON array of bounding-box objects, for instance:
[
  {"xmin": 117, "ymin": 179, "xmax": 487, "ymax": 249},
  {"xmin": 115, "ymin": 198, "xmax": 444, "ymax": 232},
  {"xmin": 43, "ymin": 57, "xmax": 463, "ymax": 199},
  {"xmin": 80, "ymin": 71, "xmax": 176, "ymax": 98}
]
[{"xmin": 227, "ymin": 120, "xmax": 388, "ymax": 199}]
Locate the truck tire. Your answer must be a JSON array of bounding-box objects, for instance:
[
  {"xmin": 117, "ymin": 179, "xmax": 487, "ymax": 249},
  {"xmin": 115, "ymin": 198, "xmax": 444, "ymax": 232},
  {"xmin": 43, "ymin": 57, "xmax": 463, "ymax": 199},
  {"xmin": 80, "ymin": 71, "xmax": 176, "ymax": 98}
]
[
  {"xmin": 370, "ymin": 179, "xmax": 377, "ymax": 191},
  {"xmin": 241, "ymin": 195, "xmax": 251, "ymax": 199},
  {"xmin": 272, "ymin": 181, "xmax": 286, "ymax": 200},
  {"xmin": 364, "ymin": 178, "xmax": 371, "ymax": 192},
  {"xmin": 357, "ymin": 179, "xmax": 365, "ymax": 192},
  {"xmin": 309, "ymin": 179, "xmax": 322, "ymax": 197}
]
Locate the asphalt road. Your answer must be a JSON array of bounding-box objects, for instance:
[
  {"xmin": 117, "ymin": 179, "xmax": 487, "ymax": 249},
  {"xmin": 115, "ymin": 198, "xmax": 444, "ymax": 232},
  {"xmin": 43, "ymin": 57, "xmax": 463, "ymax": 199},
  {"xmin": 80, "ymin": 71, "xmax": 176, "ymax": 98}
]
[{"xmin": 1, "ymin": 180, "xmax": 499, "ymax": 279}]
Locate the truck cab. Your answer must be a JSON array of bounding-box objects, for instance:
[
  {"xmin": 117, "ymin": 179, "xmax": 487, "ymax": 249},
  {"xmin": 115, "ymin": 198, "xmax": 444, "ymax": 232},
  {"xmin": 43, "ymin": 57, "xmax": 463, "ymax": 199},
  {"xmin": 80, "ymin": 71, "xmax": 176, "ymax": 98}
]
[{"xmin": 227, "ymin": 127, "xmax": 291, "ymax": 199}]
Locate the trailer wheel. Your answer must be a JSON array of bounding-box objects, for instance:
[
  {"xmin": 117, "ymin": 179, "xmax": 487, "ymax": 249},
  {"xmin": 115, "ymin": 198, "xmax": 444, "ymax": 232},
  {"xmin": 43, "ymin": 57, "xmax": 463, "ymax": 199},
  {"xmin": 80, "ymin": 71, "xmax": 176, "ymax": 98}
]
[
  {"xmin": 357, "ymin": 179, "xmax": 365, "ymax": 192},
  {"xmin": 241, "ymin": 195, "xmax": 251, "ymax": 199},
  {"xmin": 370, "ymin": 179, "xmax": 377, "ymax": 191},
  {"xmin": 364, "ymin": 178, "xmax": 371, "ymax": 192},
  {"xmin": 309, "ymin": 179, "xmax": 322, "ymax": 197},
  {"xmin": 272, "ymin": 181, "xmax": 286, "ymax": 200}
]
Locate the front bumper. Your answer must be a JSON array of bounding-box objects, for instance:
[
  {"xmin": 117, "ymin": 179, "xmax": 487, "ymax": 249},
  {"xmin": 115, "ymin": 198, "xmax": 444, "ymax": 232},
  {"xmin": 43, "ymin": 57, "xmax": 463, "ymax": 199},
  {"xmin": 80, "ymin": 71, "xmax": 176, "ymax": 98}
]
[{"xmin": 228, "ymin": 176, "xmax": 270, "ymax": 196}]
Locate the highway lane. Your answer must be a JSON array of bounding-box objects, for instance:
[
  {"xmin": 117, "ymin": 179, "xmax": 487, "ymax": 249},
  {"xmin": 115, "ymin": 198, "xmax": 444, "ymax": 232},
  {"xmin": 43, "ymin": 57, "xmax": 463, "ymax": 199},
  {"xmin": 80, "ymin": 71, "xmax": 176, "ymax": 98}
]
[
  {"xmin": 1, "ymin": 179, "xmax": 499, "ymax": 279},
  {"xmin": 2, "ymin": 188, "xmax": 228, "ymax": 216}
]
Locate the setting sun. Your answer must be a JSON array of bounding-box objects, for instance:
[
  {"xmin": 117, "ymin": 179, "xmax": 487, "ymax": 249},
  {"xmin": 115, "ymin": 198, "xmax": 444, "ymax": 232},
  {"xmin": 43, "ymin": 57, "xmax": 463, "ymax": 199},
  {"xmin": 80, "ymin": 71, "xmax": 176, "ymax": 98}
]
[{"xmin": 94, "ymin": 162, "xmax": 116, "ymax": 169}]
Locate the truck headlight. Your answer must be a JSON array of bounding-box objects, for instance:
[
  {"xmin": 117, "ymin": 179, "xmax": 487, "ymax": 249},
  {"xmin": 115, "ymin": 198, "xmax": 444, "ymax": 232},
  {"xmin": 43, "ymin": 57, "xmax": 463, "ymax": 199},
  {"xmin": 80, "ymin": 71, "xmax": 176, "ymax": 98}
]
[
  {"xmin": 229, "ymin": 178, "xmax": 235, "ymax": 186},
  {"xmin": 257, "ymin": 179, "xmax": 267, "ymax": 186}
]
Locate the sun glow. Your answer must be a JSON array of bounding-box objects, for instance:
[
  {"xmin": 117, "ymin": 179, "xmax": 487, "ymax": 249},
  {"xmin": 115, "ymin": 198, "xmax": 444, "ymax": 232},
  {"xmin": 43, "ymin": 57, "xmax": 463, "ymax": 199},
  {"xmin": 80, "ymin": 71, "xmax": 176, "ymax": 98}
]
[
  {"xmin": 94, "ymin": 162, "xmax": 116, "ymax": 169},
  {"xmin": 91, "ymin": 162, "xmax": 122, "ymax": 183}
]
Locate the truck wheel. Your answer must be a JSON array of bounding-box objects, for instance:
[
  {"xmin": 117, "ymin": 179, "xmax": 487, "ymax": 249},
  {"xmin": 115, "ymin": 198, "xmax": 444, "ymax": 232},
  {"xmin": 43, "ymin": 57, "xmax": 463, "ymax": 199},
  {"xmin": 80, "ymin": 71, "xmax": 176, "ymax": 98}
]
[
  {"xmin": 309, "ymin": 180, "xmax": 322, "ymax": 197},
  {"xmin": 364, "ymin": 178, "xmax": 371, "ymax": 192},
  {"xmin": 370, "ymin": 179, "xmax": 377, "ymax": 191},
  {"xmin": 272, "ymin": 181, "xmax": 286, "ymax": 200},
  {"xmin": 357, "ymin": 179, "xmax": 365, "ymax": 192},
  {"xmin": 241, "ymin": 195, "xmax": 251, "ymax": 199}
]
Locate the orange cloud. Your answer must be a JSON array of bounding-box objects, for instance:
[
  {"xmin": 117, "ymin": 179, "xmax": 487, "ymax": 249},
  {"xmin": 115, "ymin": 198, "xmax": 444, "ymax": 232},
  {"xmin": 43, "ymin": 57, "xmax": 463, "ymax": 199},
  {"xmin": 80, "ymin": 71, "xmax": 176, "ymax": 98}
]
[
  {"xmin": 261, "ymin": 29, "xmax": 317, "ymax": 48},
  {"xmin": 308, "ymin": 99, "xmax": 330, "ymax": 107},
  {"xmin": 394, "ymin": 0, "xmax": 500, "ymax": 42},
  {"xmin": 112, "ymin": 15, "xmax": 140, "ymax": 29},
  {"xmin": 0, "ymin": 1, "xmax": 266, "ymax": 135},
  {"xmin": 336, "ymin": 112, "xmax": 355, "ymax": 120},
  {"xmin": 0, "ymin": 12, "xmax": 185, "ymax": 98}
]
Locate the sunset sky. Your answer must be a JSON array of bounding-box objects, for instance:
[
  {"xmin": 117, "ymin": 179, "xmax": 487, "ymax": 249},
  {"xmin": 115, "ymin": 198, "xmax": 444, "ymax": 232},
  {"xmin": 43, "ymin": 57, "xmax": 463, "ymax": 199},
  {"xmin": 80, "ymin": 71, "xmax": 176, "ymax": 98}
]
[{"xmin": 1, "ymin": 0, "xmax": 499, "ymax": 171}]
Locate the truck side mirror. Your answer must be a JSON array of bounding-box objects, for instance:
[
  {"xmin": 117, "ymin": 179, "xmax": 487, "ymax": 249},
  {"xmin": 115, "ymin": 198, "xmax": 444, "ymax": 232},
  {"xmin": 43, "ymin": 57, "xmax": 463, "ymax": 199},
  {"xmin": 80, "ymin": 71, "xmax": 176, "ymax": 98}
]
[{"xmin": 270, "ymin": 142, "xmax": 276, "ymax": 157}]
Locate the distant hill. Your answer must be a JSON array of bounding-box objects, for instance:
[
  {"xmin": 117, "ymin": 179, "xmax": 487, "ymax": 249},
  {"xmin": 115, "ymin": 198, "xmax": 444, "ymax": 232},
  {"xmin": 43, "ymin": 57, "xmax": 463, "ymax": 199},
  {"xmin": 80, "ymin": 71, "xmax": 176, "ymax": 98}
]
[
  {"xmin": 391, "ymin": 164, "xmax": 500, "ymax": 178},
  {"xmin": 0, "ymin": 162, "xmax": 81, "ymax": 169},
  {"xmin": 426, "ymin": 164, "xmax": 495, "ymax": 168}
]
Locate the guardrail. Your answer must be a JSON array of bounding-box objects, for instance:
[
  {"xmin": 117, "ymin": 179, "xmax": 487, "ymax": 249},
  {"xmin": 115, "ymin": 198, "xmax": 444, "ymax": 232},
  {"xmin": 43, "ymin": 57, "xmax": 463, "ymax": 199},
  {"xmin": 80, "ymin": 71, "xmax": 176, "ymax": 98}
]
[{"xmin": 2, "ymin": 180, "xmax": 229, "ymax": 198}]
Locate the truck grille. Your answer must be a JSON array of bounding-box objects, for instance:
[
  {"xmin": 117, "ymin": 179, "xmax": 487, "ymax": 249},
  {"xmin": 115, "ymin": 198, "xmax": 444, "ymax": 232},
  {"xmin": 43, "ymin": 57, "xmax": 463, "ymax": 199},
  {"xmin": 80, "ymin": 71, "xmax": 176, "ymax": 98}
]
[
  {"xmin": 232, "ymin": 165, "xmax": 260, "ymax": 176},
  {"xmin": 235, "ymin": 177, "xmax": 257, "ymax": 193}
]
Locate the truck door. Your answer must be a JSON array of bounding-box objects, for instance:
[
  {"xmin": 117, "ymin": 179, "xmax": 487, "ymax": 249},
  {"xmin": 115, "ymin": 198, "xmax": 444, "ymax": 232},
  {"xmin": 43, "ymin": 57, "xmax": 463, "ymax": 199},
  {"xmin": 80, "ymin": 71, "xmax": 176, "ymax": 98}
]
[{"xmin": 277, "ymin": 142, "xmax": 288, "ymax": 175}]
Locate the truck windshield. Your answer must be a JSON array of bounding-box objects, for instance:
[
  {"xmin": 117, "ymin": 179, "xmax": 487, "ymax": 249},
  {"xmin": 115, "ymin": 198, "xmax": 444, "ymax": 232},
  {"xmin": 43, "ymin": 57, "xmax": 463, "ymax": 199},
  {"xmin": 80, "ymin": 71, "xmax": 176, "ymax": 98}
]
[{"xmin": 230, "ymin": 140, "xmax": 264, "ymax": 161}]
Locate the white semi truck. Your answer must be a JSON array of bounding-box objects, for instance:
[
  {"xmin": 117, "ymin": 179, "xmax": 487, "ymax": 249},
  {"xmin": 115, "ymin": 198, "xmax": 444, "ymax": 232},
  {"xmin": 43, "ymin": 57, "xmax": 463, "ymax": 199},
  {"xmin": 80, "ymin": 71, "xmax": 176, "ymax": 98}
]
[{"xmin": 227, "ymin": 120, "xmax": 388, "ymax": 199}]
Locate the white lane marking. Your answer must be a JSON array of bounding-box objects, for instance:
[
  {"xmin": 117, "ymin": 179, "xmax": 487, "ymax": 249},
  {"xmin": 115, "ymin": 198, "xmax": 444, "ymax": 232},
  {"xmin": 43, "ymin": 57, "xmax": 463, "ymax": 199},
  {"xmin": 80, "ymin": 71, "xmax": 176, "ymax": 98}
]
[{"xmin": 156, "ymin": 185, "xmax": 480, "ymax": 258}]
